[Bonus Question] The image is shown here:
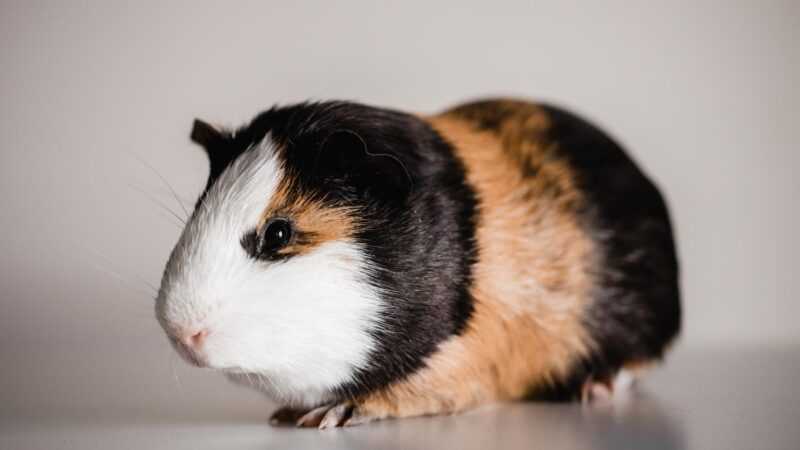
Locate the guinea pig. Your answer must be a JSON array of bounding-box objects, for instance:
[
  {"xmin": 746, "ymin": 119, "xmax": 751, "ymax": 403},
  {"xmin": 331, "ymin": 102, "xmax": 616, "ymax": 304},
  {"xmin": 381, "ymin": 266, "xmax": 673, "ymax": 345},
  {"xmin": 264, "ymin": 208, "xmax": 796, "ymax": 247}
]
[{"xmin": 155, "ymin": 99, "xmax": 680, "ymax": 428}]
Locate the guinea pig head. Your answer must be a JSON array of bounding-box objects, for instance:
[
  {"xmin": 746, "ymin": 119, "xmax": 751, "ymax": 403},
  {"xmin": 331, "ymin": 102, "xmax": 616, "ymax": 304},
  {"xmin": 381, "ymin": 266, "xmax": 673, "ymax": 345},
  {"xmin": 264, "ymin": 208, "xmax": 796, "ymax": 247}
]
[{"xmin": 155, "ymin": 113, "xmax": 411, "ymax": 404}]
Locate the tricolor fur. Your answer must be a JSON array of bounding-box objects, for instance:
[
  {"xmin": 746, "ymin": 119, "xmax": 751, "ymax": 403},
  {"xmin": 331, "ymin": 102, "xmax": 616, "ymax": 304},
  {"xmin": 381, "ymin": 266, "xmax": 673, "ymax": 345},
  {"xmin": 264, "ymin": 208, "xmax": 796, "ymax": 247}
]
[{"xmin": 156, "ymin": 99, "xmax": 680, "ymax": 426}]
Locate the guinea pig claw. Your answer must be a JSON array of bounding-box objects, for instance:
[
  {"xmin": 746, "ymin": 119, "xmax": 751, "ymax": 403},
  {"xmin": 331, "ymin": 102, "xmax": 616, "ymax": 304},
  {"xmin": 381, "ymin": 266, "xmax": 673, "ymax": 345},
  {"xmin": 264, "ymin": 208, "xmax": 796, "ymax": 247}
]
[
  {"xmin": 294, "ymin": 403, "xmax": 364, "ymax": 428},
  {"xmin": 296, "ymin": 404, "xmax": 335, "ymax": 428},
  {"xmin": 342, "ymin": 409, "xmax": 375, "ymax": 427},
  {"xmin": 318, "ymin": 404, "xmax": 354, "ymax": 429}
]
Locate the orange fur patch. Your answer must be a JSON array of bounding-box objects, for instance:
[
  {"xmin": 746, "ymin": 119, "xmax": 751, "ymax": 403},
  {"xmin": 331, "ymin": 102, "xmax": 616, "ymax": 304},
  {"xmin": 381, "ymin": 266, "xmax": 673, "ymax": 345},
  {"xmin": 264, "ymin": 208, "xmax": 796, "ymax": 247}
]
[
  {"xmin": 355, "ymin": 101, "xmax": 598, "ymax": 419},
  {"xmin": 257, "ymin": 174, "xmax": 357, "ymax": 257}
]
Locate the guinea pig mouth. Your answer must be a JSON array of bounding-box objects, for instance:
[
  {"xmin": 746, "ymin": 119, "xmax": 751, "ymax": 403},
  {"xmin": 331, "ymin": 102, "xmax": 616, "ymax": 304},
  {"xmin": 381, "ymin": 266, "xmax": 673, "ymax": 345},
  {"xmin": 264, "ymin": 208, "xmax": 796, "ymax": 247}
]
[{"xmin": 168, "ymin": 336, "xmax": 211, "ymax": 368}]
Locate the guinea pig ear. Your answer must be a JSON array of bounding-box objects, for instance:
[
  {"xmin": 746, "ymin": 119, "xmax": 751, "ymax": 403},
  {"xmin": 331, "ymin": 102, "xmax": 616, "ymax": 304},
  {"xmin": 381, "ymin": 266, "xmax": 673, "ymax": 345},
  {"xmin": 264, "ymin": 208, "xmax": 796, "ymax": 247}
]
[
  {"xmin": 190, "ymin": 118, "xmax": 225, "ymax": 149},
  {"xmin": 316, "ymin": 130, "xmax": 413, "ymax": 202},
  {"xmin": 190, "ymin": 119, "xmax": 234, "ymax": 178}
]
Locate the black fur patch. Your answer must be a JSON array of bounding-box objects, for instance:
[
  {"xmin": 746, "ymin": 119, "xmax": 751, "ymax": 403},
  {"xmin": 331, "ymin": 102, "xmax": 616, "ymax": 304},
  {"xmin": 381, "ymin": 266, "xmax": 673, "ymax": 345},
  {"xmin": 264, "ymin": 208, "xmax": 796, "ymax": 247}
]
[
  {"xmin": 194, "ymin": 101, "xmax": 479, "ymax": 399},
  {"xmin": 538, "ymin": 104, "xmax": 680, "ymax": 371}
]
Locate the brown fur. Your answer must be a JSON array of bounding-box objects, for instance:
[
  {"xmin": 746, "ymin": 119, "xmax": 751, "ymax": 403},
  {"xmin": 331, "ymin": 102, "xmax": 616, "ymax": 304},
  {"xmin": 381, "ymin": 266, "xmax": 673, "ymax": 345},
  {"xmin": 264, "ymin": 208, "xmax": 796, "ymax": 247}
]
[
  {"xmin": 351, "ymin": 102, "xmax": 599, "ymax": 420},
  {"xmin": 257, "ymin": 173, "xmax": 357, "ymax": 257}
]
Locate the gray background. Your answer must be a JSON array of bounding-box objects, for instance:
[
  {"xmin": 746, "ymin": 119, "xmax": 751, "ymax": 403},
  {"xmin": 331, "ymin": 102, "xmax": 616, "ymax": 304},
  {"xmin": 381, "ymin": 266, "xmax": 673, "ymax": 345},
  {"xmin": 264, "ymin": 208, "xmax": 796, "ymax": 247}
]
[{"xmin": 1, "ymin": 1, "xmax": 798, "ymax": 448}]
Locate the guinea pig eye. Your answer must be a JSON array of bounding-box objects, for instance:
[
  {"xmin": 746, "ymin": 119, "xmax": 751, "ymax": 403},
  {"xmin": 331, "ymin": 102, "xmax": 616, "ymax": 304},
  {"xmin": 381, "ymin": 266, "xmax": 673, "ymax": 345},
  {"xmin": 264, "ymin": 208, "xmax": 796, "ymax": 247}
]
[{"xmin": 260, "ymin": 219, "xmax": 293, "ymax": 253}]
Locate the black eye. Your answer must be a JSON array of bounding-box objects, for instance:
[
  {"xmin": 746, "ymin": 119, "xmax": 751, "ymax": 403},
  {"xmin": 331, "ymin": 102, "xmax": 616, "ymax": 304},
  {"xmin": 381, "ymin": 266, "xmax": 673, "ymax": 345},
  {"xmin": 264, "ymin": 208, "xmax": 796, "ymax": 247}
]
[{"xmin": 260, "ymin": 219, "xmax": 292, "ymax": 253}]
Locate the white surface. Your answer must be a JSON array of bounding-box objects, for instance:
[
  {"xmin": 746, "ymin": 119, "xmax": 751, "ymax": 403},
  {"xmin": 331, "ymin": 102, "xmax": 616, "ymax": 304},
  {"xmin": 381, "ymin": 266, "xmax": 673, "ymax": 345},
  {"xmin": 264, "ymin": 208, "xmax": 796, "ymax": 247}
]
[{"xmin": 2, "ymin": 346, "xmax": 798, "ymax": 449}]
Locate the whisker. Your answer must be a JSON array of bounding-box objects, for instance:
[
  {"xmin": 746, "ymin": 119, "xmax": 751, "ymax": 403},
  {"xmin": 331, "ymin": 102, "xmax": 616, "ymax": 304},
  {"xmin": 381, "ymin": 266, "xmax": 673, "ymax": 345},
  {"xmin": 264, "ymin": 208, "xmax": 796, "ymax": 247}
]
[
  {"xmin": 146, "ymin": 203, "xmax": 185, "ymax": 229},
  {"xmin": 170, "ymin": 354, "xmax": 182, "ymax": 393},
  {"xmin": 90, "ymin": 262, "xmax": 157, "ymax": 300},
  {"xmin": 125, "ymin": 149, "xmax": 190, "ymax": 219},
  {"xmin": 243, "ymin": 370, "xmax": 255, "ymax": 389},
  {"xmin": 131, "ymin": 179, "xmax": 194, "ymax": 206},
  {"xmin": 81, "ymin": 243, "xmax": 161, "ymax": 293},
  {"xmin": 125, "ymin": 180, "xmax": 187, "ymax": 226},
  {"xmin": 264, "ymin": 373, "xmax": 289, "ymax": 404}
]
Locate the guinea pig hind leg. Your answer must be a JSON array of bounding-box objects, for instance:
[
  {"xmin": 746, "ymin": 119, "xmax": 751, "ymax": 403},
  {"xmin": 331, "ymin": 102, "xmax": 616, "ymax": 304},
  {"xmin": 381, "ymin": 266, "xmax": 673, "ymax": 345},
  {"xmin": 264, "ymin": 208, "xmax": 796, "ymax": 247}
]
[
  {"xmin": 580, "ymin": 369, "xmax": 614, "ymax": 404},
  {"xmin": 579, "ymin": 363, "xmax": 649, "ymax": 404}
]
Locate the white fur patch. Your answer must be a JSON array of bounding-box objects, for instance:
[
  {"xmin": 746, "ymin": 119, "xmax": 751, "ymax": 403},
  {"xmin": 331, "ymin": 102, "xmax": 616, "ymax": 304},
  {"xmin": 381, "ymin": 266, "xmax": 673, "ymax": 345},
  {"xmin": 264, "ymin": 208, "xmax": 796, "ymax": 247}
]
[{"xmin": 156, "ymin": 137, "xmax": 383, "ymax": 406}]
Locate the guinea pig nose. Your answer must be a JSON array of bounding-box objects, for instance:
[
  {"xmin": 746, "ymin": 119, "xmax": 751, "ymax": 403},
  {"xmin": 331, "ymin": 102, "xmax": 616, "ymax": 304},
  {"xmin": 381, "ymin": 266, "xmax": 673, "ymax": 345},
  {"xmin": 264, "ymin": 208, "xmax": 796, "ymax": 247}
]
[{"xmin": 179, "ymin": 327, "xmax": 207, "ymax": 349}]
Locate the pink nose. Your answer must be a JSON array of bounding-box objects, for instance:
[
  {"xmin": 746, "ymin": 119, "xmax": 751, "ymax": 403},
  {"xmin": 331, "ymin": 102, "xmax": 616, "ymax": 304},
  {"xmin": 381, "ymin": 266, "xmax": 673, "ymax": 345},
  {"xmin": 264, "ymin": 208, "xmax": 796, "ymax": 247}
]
[
  {"xmin": 179, "ymin": 328, "xmax": 207, "ymax": 349},
  {"xmin": 174, "ymin": 327, "xmax": 209, "ymax": 367}
]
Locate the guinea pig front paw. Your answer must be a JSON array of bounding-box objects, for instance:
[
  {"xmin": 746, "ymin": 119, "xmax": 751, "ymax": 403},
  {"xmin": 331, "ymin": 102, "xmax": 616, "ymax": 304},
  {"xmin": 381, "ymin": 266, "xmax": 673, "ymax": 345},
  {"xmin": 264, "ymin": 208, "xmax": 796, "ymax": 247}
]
[
  {"xmin": 269, "ymin": 405, "xmax": 311, "ymax": 427},
  {"xmin": 294, "ymin": 402, "xmax": 376, "ymax": 429}
]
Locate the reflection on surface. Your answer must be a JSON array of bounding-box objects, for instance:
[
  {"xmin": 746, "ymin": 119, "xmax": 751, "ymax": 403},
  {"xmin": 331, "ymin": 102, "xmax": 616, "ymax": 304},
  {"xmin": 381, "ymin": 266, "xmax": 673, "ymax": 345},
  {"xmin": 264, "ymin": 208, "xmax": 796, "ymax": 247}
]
[
  {"xmin": 5, "ymin": 347, "xmax": 800, "ymax": 450},
  {"xmin": 315, "ymin": 388, "xmax": 685, "ymax": 450}
]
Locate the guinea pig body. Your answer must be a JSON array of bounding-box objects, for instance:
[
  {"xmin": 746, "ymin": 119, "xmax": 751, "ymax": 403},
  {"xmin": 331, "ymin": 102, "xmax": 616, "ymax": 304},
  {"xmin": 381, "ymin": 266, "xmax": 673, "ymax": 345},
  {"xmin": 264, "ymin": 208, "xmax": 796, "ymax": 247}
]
[{"xmin": 156, "ymin": 99, "xmax": 680, "ymax": 428}]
